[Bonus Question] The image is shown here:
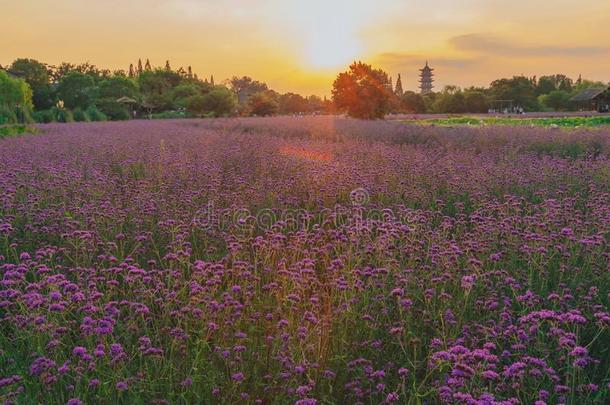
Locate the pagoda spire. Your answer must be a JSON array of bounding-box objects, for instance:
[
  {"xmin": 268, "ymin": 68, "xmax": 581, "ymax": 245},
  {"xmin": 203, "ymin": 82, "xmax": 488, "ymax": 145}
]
[{"xmin": 418, "ymin": 61, "xmax": 434, "ymax": 94}]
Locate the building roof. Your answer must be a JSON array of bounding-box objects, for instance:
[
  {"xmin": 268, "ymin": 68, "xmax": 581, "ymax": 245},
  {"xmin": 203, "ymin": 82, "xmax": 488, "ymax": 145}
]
[{"xmin": 570, "ymin": 87, "xmax": 608, "ymax": 102}]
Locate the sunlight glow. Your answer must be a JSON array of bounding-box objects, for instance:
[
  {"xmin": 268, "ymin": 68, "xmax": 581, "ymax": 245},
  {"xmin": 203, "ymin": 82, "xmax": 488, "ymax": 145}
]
[{"xmin": 280, "ymin": 0, "xmax": 374, "ymax": 69}]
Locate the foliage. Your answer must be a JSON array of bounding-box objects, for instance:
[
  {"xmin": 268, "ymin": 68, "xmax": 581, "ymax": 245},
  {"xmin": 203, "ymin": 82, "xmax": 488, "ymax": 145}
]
[
  {"xmin": 536, "ymin": 74, "xmax": 573, "ymax": 95},
  {"xmin": 98, "ymin": 76, "xmax": 139, "ymax": 99},
  {"xmin": 8, "ymin": 59, "xmax": 53, "ymax": 110},
  {"xmin": 0, "ymin": 104, "xmax": 18, "ymax": 125},
  {"xmin": 332, "ymin": 61, "xmax": 393, "ymax": 119},
  {"xmin": 85, "ymin": 106, "xmax": 108, "ymax": 122},
  {"xmin": 138, "ymin": 70, "xmax": 180, "ymax": 112},
  {"xmin": 72, "ymin": 108, "xmax": 90, "ymax": 122},
  {"xmin": 540, "ymin": 90, "xmax": 573, "ymax": 111},
  {"xmin": 185, "ymin": 87, "xmax": 237, "ymax": 117},
  {"xmin": 279, "ymin": 93, "xmax": 309, "ymax": 114},
  {"xmin": 96, "ymin": 99, "xmax": 131, "ymax": 120},
  {"xmin": 150, "ymin": 110, "xmax": 192, "ymax": 119},
  {"xmin": 401, "ymin": 91, "xmax": 426, "ymax": 113},
  {"xmin": 247, "ymin": 91, "xmax": 279, "ymax": 116},
  {"xmin": 0, "ymin": 124, "xmax": 37, "ymax": 138},
  {"xmin": 0, "ymin": 70, "xmax": 33, "ymax": 124},
  {"xmin": 57, "ymin": 72, "xmax": 97, "ymax": 110},
  {"xmin": 54, "ymin": 107, "xmax": 74, "ymax": 123},
  {"xmin": 403, "ymin": 115, "xmax": 610, "ymax": 128},
  {"xmin": 229, "ymin": 76, "xmax": 269, "ymax": 105},
  {"xmin": 463, "ymin": 90, "xmax": 489, "ymax": 113},
  {"xmin": 489, "ymin": 76, "xmax": 540, "ymax": 111},
  {"xmin": 33, "ymin": 109, "xmax": 57, "ymax": 123}
]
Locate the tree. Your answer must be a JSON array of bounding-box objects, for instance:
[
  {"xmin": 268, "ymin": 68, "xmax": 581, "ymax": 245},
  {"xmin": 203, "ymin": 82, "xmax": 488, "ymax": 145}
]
[
  {"xmin": 463, "ymin": 90, "xmax": 489, "ymax": 113},
  {"xmin": 279, "ymin": 93, "xmax": 309, "ymax": 114},
  {"xmin": 0, "ymin": 70, "xmax": 33, "ymax": 124},
  {"xmin": 540, "ymin": 90, "xmax": 572, "ymax": 111},
  {"xmin": 537, "ymin": 75, "xmax": 573, "ymax": 96},
  {"xmin": 489, "ymin": 76, "xmax": 539, "ymax": 111},
  {"xmin": 145, "ymin": 59, "xmax": 152, "ymax": 71},
  {"xmin": 394, "ymin": 73, "xmax": 404, "ymax": 96},
  {"xmin": 186, "ymin": 87, "xmax": 237, "ymax": 117},
  {"xmin": 247, "ymin": 91, "xmax": 278, "ymax": 116},
  {"xmin": 536, "ymin": 76, "xmax": 556, "ymax": 96},
  {"xmin": 138, "ymin": 69, "xmax": 182, "ymax": 111},
  {"xmin": 402, "ymin": 91, "xmax": 426, "ymax": 113},
  {"xmin": 8, "ymin": 58, "xmax": 53, "ymax": 109},
  {"xmin": 98, "ymin": 76, "xmax": 139, "ymax": 99},
  {"xmin": 56, "ymin": 71, "xmax": 97, "ymax": 109},
  {"xmin": 8, "ymin": 59, "xmax": 49, "ymax": 89},
  {"xmin": 165, "ymin": 60, "xmax": 171, "ymax": 71},
  {"xmin": 229, "ymin": 76, "xmax": 268, "ymax": 105},
  {"xmin": 432, "ymin": 86, "xmax": 466, "ymax": 113},
  {"xmin": 95, "ymin": 76, "xmax": 139, "ymax": 120},
  {"xmin": 137, "ymin": 59, "xmax": 143, "ymax": 75},
  {"xmin": 332, "ymin": 61, "xmax": 393, "ymax": 119}
]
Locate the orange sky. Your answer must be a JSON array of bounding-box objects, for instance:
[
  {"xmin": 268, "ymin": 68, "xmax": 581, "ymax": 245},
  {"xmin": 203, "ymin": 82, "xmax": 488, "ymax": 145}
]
[{"xmin": 2, "ymin": 0, "xmax": 609, "ymax": 96}]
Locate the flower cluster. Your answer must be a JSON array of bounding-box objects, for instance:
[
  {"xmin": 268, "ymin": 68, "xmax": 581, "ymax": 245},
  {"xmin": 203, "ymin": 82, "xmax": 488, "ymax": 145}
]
[{"xmin": 0, "ymin": 118, "xmax": 608, "ymax": 404}]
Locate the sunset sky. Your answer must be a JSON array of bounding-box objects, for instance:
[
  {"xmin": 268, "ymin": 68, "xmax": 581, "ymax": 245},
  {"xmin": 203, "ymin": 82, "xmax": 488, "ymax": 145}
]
[{"xmin": 2, "ymin": 0, "xmax": 609, "ymax": 96}]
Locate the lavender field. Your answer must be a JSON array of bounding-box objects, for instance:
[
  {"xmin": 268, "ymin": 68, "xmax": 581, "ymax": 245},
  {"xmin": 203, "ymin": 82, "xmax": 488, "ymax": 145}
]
[{"xmin": 1, "ymin": 117, "xmax": 609, "ymax": 404}]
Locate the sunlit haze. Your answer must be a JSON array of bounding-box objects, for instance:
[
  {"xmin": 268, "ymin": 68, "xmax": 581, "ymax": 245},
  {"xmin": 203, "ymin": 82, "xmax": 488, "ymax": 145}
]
[{"xmin": 2, "ymin": 0, "xmax": 610, "ymax": 95}]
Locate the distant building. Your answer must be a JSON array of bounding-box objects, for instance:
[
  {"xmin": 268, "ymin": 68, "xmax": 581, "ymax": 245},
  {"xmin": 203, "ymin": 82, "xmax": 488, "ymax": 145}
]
[
  {"xmin": 419, "ymin": 61, "xmax": 434, "ymax": 94},
  {"xmin": 570, "ymin": 87, "xmax": 610, "ymax": 112}
]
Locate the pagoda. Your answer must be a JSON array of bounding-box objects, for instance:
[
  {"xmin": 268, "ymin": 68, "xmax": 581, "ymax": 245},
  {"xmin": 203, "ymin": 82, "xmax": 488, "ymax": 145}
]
[{"xmin": 418, "ymin": 61, "xmax": 434, "ymax": 94}]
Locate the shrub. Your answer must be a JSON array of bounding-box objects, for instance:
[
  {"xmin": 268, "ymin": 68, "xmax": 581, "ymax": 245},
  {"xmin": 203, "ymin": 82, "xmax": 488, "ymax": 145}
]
[
  {"xmin": 151, "ymin": 110, "xmax": 192, "ymax": 119},
  {"xmin": 72, "ymin": 108, "xmax": 90, "ymax": 122},
  {"xmin": 96, "ymin": 99, "xmax": 131, "ymax": 120},
  {"xmin": 85, "ymin": 106, "xmax": 107, "ymax": 122},
  {"xmin": 54, "ymin": 107, "xmax": 74, "ymax": 123},
  {"xmin": 32, "ymin": 109, "xmax": 57, "ymax": 123}
]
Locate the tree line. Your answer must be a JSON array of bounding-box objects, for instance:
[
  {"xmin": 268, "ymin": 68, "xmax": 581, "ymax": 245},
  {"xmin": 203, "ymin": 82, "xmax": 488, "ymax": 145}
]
[
  {"xmin": 2, "ymin": 58, "xmax": 608, "ymax": 124},
  {"xmin": 332, "ymin": 62, "xmax": 609, "ymax": 119},
  {"xmin": 0, "ymin": 58, "xmax": 333, "ymax": 125}
]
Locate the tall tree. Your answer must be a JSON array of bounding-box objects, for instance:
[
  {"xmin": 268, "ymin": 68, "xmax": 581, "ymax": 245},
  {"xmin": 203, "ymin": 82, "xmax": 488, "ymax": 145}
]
[
  {"xmin": 137, "ymin": 59, "xmax": 143, "ymax": 75},
  {"xmin": 332, "ymin": 61, "xmax": 393, "ymax": 119},
  {"xmin": 165, "ymin": 60, "xmax": 171, "ymax": 71},
  {"xmin": 129, "ymin": 64, "xmax": 135, "ymax": 78},
  {"xmin": 394, "ymin": 73, "xmax": 403, "ymax": 97},
  {"xmin": 145, "ymin": 59, "xmax": 152, "ymax": 71}
]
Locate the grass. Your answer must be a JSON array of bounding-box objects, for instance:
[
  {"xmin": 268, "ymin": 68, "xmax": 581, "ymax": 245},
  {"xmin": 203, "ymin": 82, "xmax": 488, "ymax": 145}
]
[
  {"xmin": 0, "ymin": 125, "xmax": 39, "ymax": 139},
  {"xmin": 402, "ymin": 115, "xmax": 610, "ymax": 128}
]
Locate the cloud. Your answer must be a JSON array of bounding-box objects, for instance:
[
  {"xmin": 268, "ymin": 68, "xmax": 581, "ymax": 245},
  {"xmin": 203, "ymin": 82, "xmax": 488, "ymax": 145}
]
[
  {"xmin": 450, "ymin": 33, "xmax": 610, "ymax": 57},
  {"xmin": 374, "ymin": 53, "xmax": 477, "ymax": 69}
]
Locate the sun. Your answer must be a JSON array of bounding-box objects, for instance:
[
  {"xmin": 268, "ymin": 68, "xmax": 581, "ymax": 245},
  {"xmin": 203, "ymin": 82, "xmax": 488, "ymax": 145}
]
[
  {"xmin": 283, "ymin": 0, "xmax": 369, "ymax": 70},
  {"xmin": 306, "ymin": 30, "xmax": 362, "ymax": 69}
]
